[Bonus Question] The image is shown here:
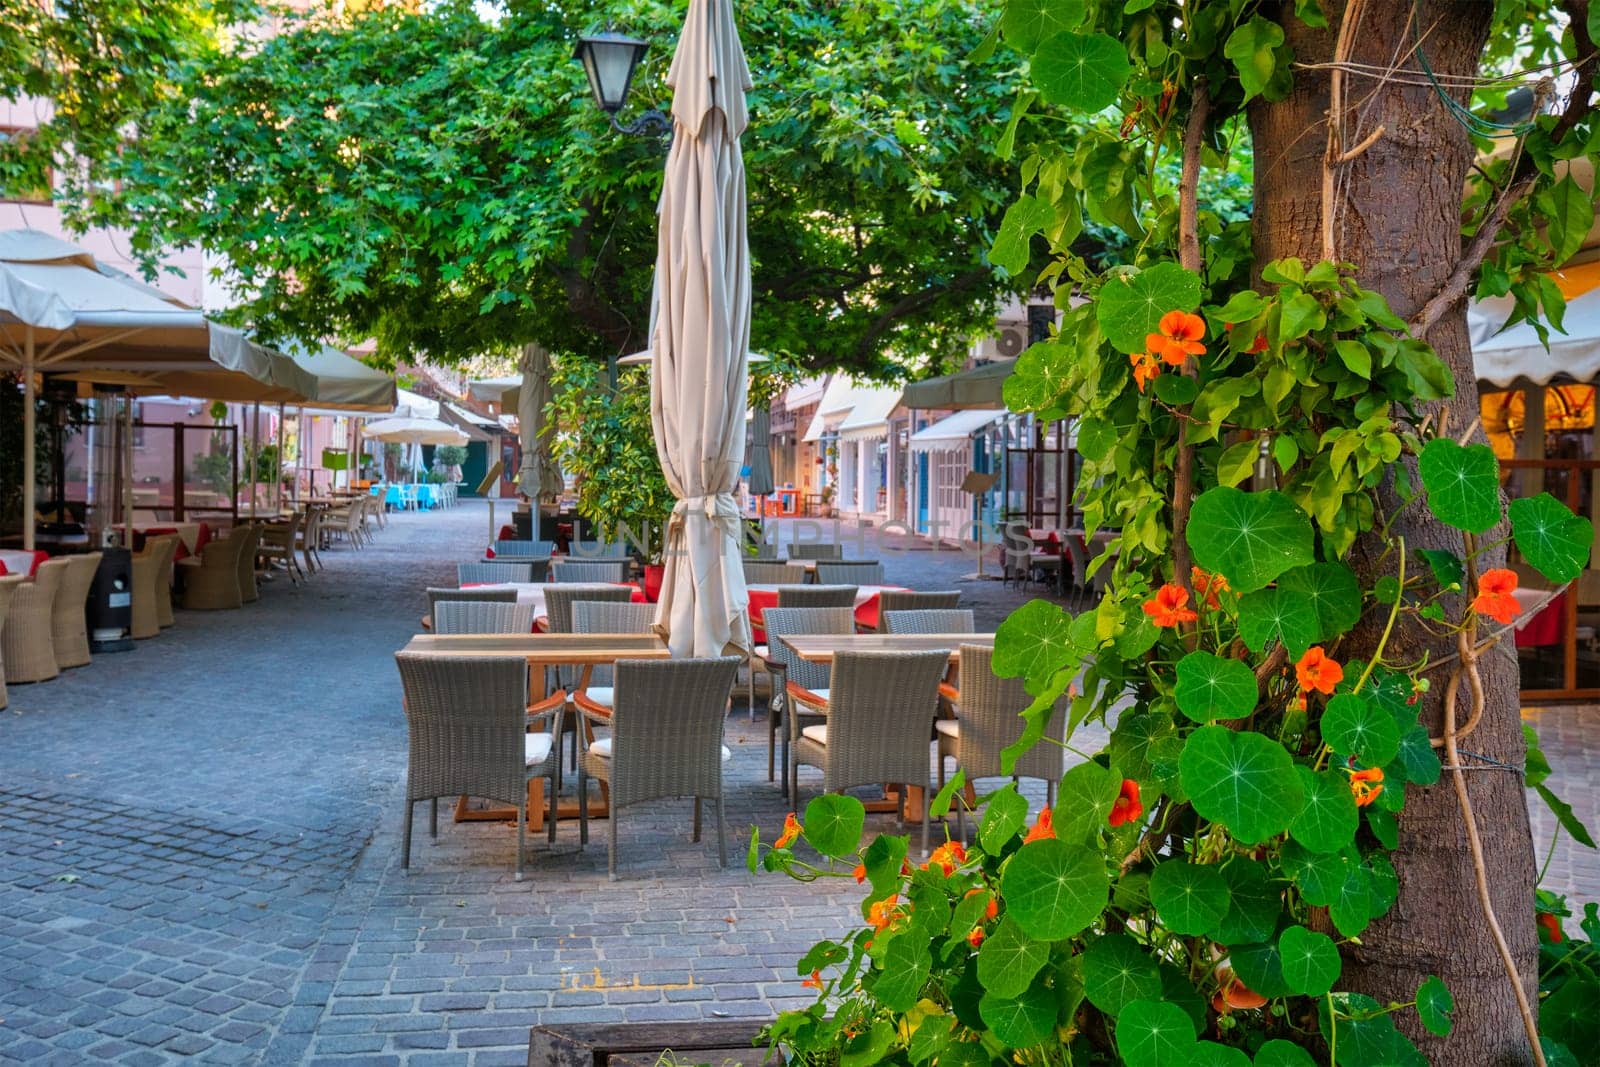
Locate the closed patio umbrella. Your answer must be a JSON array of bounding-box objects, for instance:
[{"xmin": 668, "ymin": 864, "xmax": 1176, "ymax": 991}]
[
  {"xmin": 649, "ymin": 0, "xmax": 754, "ymax": 657},
  {"xmin": 516, "ymin": 342, "xmax": 563, "ymax": 502}
]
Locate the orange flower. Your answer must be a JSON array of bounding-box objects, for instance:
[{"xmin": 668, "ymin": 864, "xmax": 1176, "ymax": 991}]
[
  {"xmin": 1295, "ymin": 646, "xmax": 1344, "ymax": 695},
  {"xmin": 1223, "ymin": 321, "xmax": 1269, "ymax": 354},
  {"xmin": 1142, "ymin": 583, "xmax": 1199, "ymax": 628},
  {"xmin": 801, "ymin": 970, "xmax": 824, "ymax": 990},
  {"xmin": 1212, "ymin": 976, "xmax": 1269, "ymax": 1013},
  {"xmin": 966, "ymin": 926, "xmax": 985, "ymax": 948},
  {"xmin": 964, "ymin": 888, "xmax": 999, "ymax": 921},
  {"xmin": 852, "ymin": 863, "xmax": 867, "ymax": 884},
  {"xmin": 775, "ymin": 812, "xmax": 801, "ymax": 850},
  {"xmin": 1472, "ymin": 568, "xmax": 1522, "ymax": 626},
  {"xmin": 1109, "ymin": 779, "xmax": 1143, "ymax": 828},
  {"xmin": 1191, "ymin": 567, "xmax": 1228, "ymax": 610},
  {"xmin": 1537, "ymin": 912, "xmax": 1564, "ymax": 944},
  {"xmin": 924, "ymin": 840, "xmax": 968, "ymax": 876},
  {"xmin": 1146, "ymin": 309, "xmax": 1208, "ymax": 367},
  {"xmin": 1129, "ymin": 351, "xmax": 1162, "ymax": 392},
  {"xmin": 1348, "ymin": 766, "xmax": 1384, "ymax": 808},
  {"xmin": 1022, "ymin": 806, "xmax": 1055, "ymax": 844},
  {"xmin": 867, "ymin": 896, "xmax": 901, "ymax": 933}
]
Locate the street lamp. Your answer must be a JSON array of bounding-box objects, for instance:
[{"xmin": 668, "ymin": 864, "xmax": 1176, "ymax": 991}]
[{"xmin": 573, "ymin": 31, "xmax": 672, "ymax": 139}]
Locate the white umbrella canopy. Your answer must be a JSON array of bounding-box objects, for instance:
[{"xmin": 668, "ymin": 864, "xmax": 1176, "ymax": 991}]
[
  {"xmin": 362, "ymin": 416, "xmax": 470, "ymax": 446},
  {"xmin": 516, "ymin": 342, "xmax": 564, "ymax": 502},
  {"xmin": 649, "ymin": 0, "xmax": 754, "ymax": 658},
  {"xmin": 1470, "ymin": 286, "xmax": 1600, "ymax": 387}
]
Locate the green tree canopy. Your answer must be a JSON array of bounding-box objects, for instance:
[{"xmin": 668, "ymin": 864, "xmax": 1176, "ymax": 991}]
[{"xmin": 85, "ymin": 0, "xmax": 1048, "ymax": 376}]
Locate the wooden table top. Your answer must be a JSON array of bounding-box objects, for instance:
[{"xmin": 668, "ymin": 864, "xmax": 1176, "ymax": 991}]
[
  {"xmin": 401, "ymin": 632, "xmax": 669, "ymax": 665},
  {"xmin": 779, "ymin": 633, "xmax": 995, "ymax": 663}
]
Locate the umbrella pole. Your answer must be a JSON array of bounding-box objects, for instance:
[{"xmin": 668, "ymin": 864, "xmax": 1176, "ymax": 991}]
[
  {"xmin": 122, "ymin": 395, "xmax": 134, "ymax": 549},
  {"xmin": 275, "ymin": 403, "xmax": 286, "ymax": 513},
  {"xmin": 250, "ymin": 401, "xmax": 260, "ymax": 515},
  {"xmin": 22, "ymin": 328, "xmax": 35, "ymax": 551}
]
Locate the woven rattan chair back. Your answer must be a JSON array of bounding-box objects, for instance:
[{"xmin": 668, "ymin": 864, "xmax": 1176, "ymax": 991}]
[
  {"xmin": 426, "ymin": 587, "xmax": 517, "ymax": 628},
  {"xmin": 234, "ymin": 525, "xmax": 261, "ymax": 603},
  {"xmin": 788, "ymin": 543, "xmax": 843, "ymax": 560},
  {"xmin": 572, "ymin": 601, "xmax": 656, "ymax": 635},
  {"xmin": 777, "ymin": 584, "xmax": 856, "ymax": 609},
  {"xmin": 2, "ymin": 560, "xmax": 66, "ymax": 683},
  {"xmin": 569, "ymin": 540, "xmax": 628, "ymax": 559},
  {"xmin": 545, "ymin": 585, "xmax": 636, "ymax": 634},
  {"xmin": 742, "ymin": 560, "xmax": 796, "ymax": 584},
  {"xmin": 763, "ymin": 606, "xmax": 855, "ymax": 693},
  {"xmin": 494, "ymin": 538, "xmax": 557, "ymax": 558},
  {"xmin": 552, "ymin": 559, "xmax": 629, "ymax": 584},
  {"xmin": 816, "ymin": 560, "xmax": 884, "ymax": 585},
  {"xmin": 878, "ymin": 590, "xmax": 960, "ymax": 615},
  {"xmin": 881, "ymin": 609, "xmax": 976, "ymax": 635},
  {"xmin": 817, "ymin": 649, "xmax": 950, "ymax": 789},
  {"xmin": 51, "ymin": 552, "xmax": 102, "ymax": 669},
  {"xmin": 0, "ymin": 575, "xmax": 26, "ymax": 708},
  {"xmin": 432, "ymin": 601, "xmax": 536, "ymax": 635},
  {"xmin": 952, "ymin": 644, "xmax": 1064, "ymax": 783},
  {"xmin": 459, "ymin": 561, "xmax": 533, "ymax": 586}
]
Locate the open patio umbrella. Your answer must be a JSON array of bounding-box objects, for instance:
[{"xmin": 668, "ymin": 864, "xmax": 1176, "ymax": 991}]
[
  {"xmin": 362, "ymin": 416, "xmax": 469, "ymax": 447},
  {"xmin": 515, "ymin": 342, "xmax": 563, "ymax": 502},
  {"xmin": 649, "ymin": 0, "xmax": 754, "ymax": 657}
]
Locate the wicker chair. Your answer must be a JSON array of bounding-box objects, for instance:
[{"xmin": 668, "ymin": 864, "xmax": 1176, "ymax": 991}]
[
  {"xmin": 156, "ymin": 536, "xmax": 180, "ymax": 628},
  {"xmin": 48, "ymin": 552, "xmax": 102, "ymax": 670},
  {"xmin": 763, "ymin": 606, "xmax": 855, "ymax": 795},
  {"xmin": 789, "ymin": 649, "xmax": 952, "ymax": 856},
  {"xmin": 131, "ymin": 536, "xmax": 180, "ymax": 640},
  {"xmin": 494, "ymin": 539, "xmax": 557, "ymax": 558},
  {"xmin": 578, "ymin": 656, "xmax": 742, "ymax": 878},
  {"xmin": 235, "ymin": 525, "xmax": 263, "ymax": 603},
  {"xmin": 743, "ymin": 560, "xmax": 797, "ymax": 584},
  {"xmin": 459, "ymin": 561, "xmax": 534, "ymax": 586},
  {"xmin": 570, "ymin": 540, "xmax": 628, "ymax": 558},
  {"xmin": 424, "ymin": 587, "xmax": 518, "ymax": 629},
  {"xmin": 0, "ymin": 575, "xmax": 26, "ymax": 708},
  {"xmin": 777, "ymin": 584, "xmax": 857, "ymax": 609},
  {"xmin": 2, "ymin": 560, "xmax": 67, "ymax": 683},
  {"xmin": 432, "ymin": 601, "xmax": 536, "ymax": 635},
  {"xmin": 1063, "ymin": 536, "xmax": 1108, "ymax": 611},
  {"xmin": 394, "ymin": 653, "xmax": 563, "ymax": 880},
  {"xmin": 878, "ymin": 590, "xmax": 961, "ymax": 615},
  {"xmin": 544, "ymin": 585, "xmax": 638, "ymax": 635},
  {"xmin": 938, "ymin": 644, "xmax": 1066, "ymax": 837},
  {"xmin": 177, "ymin": 526, "xmax": 249, "ymax": 610},
  {"xmin": 816, "ymin": 560, "xmax": 884, "ymax": 585},
  {"xmin": 258, "ymin": 513, "xmax": 305, "ymax": 584},
  {"xmin": 570, "ymin": 601, "xmax": 658, "ymax": 721},
  {"xmin": 881, "ymin": 609, "xmax": 977, "ymax": 635},
  {"xmin": 552, "ymin": 559, "xmax": 630, "ymax": 584},
  {"xmin": 789, "ymin": 543, "xmax": 843, "ymax": 560},
  {"xmin": 296, "ymin": 507, "xmax": 324, "ymax": 573}
]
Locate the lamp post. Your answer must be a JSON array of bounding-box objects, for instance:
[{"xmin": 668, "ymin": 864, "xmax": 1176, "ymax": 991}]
[{"xmin": 573, "ymin": 31, "xmax": 672, "ymax": 140}]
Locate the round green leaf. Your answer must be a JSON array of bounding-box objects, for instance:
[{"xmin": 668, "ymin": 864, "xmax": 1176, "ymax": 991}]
[
  {"xmin": 1320, "ymin": 694, "xmax": 1400, "ymax": 767},
  {"xmin": 978, "ymin": 983, "xmax": 1057, "ymax": 1048},
  {"xmin": 1277, "ymin": 563, "xmax": 1362, "ymax": 644},
  {"xmin": 1082, "ymin": 934, "xmax": 1162, "ymax": 1015},
  {"xmin": 1031, "ymin": 31, "xmax": 1133, "ymax": 114},
  {"xmin": 1186, "ymin": 488, "xmax": 1316, "ymax": 594},
  {"xmin": 1001, "ymin": 0, "xmax": 1086, "ymax": 54},
  {"xmin": 1278, "ymin": 841, "xmax": 1350, "ymax": 906},
  {"xmin": 1288, "ymin": 766, "xmax": 1359, "ymax": 854},
  {"xmin": 1000, "ymin": 838, "xmax": 1109, "ymax": 941},
  {"xmin": 1055, "ymin": 760, "xmax": 1122, "ymax": 843},
  {"xmin": 977, "ymin": 916, "xmax": 1049, "ymax": 999},
  {"xmin": 1416, "ymin": 975, "xmax": 1454, "ymax": 1037},
  {"xmin": 1329, "ymin": 858, "xmax": 1380, "ymax": 938},
  {"xmin": 979, "ymin": 781, "xmax": 1031, "ymax": 855},
  {"xmin": 1116, "ymin": 999, "xmax": 1200, "ymax": 1067},
  {"xmin": 1179, "ymin": 726, "xmax": 1305, "ymax": 844},
  {"xmin": 994, "ymin": 599, "xmax": 1078, "ymax": 690},
  {"xmin": 803, "ymin": 794, "xmax": 865, "ymax": 858},
  {"xmin": 1111, "ymin": 711, "xmax": 1178, "ymax": 782},
  {"xmin": 1096, "ymin": 262, "xmax": 1203, "ymax": 354},
  {"xmin": 1418, "ymin": 439, "xmax": 1501, "ymax": 534},
  {"xmin": 1174, "ymin": 651, "xmax": 1258, "ymax": 722},
  {"xmin": 1193, "ymin": 1041, "xmax": 1252, "ymax": 1067},
  {"xmin": 1509, "ymin": 492, "xmax": 1594, "ymax": 583},
  {"xmin": 1278, "ymin": 926, "xmax": 1340, "ymax": 996},
  {"xmin": 1229, "ymin": 940, "xmax": 1292, "ymax": 998},
  {"xmin": 1254, "ymin": 1040, "xmax": 1318, "ymax": 1067},
  {"xmin": 1213, "ymin": 859, "xmax": 1280, "ymax": 945},
  {"xmin": 872, "ymin": 935, "xmax": 932, "ymax": 1011},
  {"xmin": 1149, "ymin": 861, "xmax": 1230, "ymax": 936},
  {"xmin": 1236, "ymin": 588, "xmax": 1320, "ymax": 658}
]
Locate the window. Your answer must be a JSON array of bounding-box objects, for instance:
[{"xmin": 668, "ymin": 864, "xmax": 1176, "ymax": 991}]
[{"xmin": 0, "ymin": 127, "xmax": 54, "ymax": 204}]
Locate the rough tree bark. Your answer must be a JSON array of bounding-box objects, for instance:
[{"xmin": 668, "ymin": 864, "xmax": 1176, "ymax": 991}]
[{"xmin": 1250, "ymin": 2, "xmax": 1538, "ymax": 1063}]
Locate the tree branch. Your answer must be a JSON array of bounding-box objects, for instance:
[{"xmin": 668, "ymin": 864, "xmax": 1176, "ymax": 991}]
[
  {"xmin": 1408, "ymin": 173, "xmax": 1536, "ymax": 338},
  {"xmin": 852, "ymin": 267, "xmax": 994, "ymax": 365},
  {"xmin": 1172, "ymin": 80, "xmax": 1209, "ymax": 592}
]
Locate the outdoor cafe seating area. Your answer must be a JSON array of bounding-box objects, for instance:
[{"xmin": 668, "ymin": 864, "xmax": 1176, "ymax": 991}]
[{"xmin": 395, "ymin": 533, "xmax": 1056, "ymax": 879}]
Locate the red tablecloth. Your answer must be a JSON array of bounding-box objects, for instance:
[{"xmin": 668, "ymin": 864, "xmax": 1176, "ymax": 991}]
[
  {"xmin": 137, "ymin": 523, "xmax": 211, "ymax": 560},
  {"xmin": 0, "ymin": 549, "xmax": 47, "ymax": 577},
  {"xmin": 1515, "ymin": 590, "xmax": 1566, "ymax": 648},
  {"xmin": 747, "ymin": 585, "xmax": 899, "ymax": 642}
]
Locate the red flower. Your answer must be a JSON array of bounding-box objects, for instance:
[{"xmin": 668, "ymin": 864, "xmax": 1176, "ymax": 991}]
[
  {"xmin": 1129, "ymin": 350, "xmax": 1162, "ymax": 392},
  {"xmin": 1472, "ymin": 568, "xmax": 1522, "ymax": 626},
  {"xmin": 1023, "ymin": 806, "xmax": 1055, "ymax": 844},
  {"xmin": 801, "ymin": 970, "xmax": 823, "ymax": 990},
  {"xmin": 1537, "ymin": 912, "xmax": 1564, "ymax": 944},
  {"xmin": 923, "ymin": 840, "xmax": 967, "ymax": 876},
  {"xmin": 852, "ymin": 863, "xmax": 867, "ymax": 885},
  {"xmin": 966, "ymin": 926, "xmax": 985, "ymax": 948},
  {"xmin": 1109, "ymin": 780, "xmax": 1143, "ymax": 827},
  {"xmin": 1191, "ymin": 567, "xmax": 1228, "ymax": 610},
  {"xmin": 775, "ymin": 813, "xmax": 801, "ymax": 850},
  {"xmin": 1296, "ymin": 646, "xmax": 1344, "ymax": 695},
  {"xmin": 1348, "ymin": 767, "xmax": 1384, "ymax": 808},
  {"xmin": 1223, "ymin": 321, "xmax": 1269, "ymax": 354},
  {"xmin": 1142, "ymin": 583, "xmax": 1199, "ymax": 627}
]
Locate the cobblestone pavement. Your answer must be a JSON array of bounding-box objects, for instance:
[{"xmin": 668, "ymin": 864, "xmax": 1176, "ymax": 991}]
[{"xmin": 0, "ymin": 503, "xmax": 1593, "ymax": 1065}]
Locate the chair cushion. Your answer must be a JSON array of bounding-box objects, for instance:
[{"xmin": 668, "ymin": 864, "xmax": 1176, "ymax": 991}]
[
  {"xmin": 582, "ymin": 686, "xmax": 614, "ymax": 708},
  {"xmin": 800, "ymin": 723, "xmax": 828, "ymax": 745},
  {"xmin": 934, "ymin": 719, "xmax": 960, "ymax": 739},
  {"xmin": 589, "ymin": 736, "xmax": 731, "ymax": 762},
  {"xmin": 525, "ymin": 733, "xmax": 554, "ymax": 767}
]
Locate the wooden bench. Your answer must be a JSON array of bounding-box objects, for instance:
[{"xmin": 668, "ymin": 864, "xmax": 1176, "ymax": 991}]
[{"xmin": 529, "ymin": 1021, "xmax": 770, "ymax": 1067}]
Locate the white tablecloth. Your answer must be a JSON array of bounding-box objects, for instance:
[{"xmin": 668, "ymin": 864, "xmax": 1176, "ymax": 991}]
[
  {"xmin": 123, "ymin": 522, "xmax": 205, "ymax": 553},
  {"xmin": 0, "ymin": 549, "xmax": 45, "ymax": 577}
]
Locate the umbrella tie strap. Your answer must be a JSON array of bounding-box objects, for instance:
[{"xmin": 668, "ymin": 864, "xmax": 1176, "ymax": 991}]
[{"xmin": 668, "ymin": 493, "xmax": 743, "ymax": 543}]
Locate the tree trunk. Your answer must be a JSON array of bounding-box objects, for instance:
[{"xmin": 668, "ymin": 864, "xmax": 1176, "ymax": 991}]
[{"xmin": 1249, "ymin": 3, "xmax": 1537, "ymax": 1063}]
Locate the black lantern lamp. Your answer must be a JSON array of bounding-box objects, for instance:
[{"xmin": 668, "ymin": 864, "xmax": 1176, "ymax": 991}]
[{"xmin": 573, "ymin": 31, "xmax": 672, "ymax": 139}]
